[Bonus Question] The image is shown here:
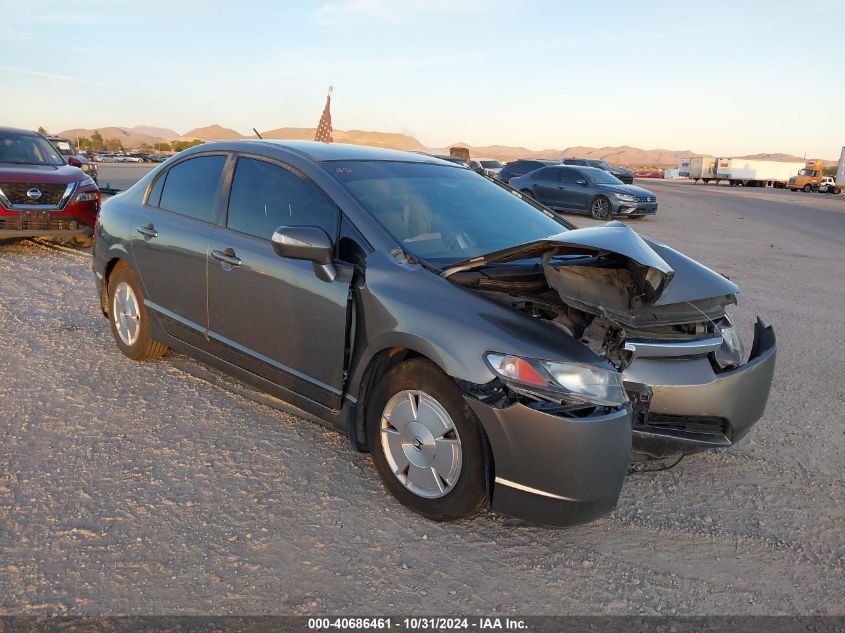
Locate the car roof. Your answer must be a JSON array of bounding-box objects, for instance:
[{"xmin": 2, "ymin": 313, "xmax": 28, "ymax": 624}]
[
  {"xmin": 213, "ymin": 140, "xmax": 453, "ymax": 165},
  {"xmin": 0, "ymin": 126, "xmax": 41, "ymax": 137}
]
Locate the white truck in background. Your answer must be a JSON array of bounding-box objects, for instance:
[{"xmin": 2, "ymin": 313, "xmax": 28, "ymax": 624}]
[
  {"xmin": 689, "ymin": 155, "xmax": 717, "ymax": 182},
  {"xmin": 714, "ymin": 158, "xmax": 805, "ymax": 187}
]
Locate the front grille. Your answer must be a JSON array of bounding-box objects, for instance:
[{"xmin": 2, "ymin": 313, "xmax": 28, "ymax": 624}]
[
  {"xmin": 0, "ymin": 217, "xmax": 82, "ymax": 231},
  {"xmin": 0, "ymin": 182, "xmax": 68, "ymax": 206}
]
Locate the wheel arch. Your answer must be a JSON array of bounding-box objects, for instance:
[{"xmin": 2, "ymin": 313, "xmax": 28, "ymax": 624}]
[
  {"xmin": 99, "ymin": 256, "xmax": 127, "ymax": 316},
  {"xmin": 349, "ymin": 345, "xmax": 496, "ymax": 501}
]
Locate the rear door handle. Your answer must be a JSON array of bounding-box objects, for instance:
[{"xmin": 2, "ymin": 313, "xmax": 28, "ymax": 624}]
[
  {"xmin": 211, "ymin": 248, "xmax": 242, "ymax": 267},
  {"xmin": 137, "ymin": 224, "xmax": 158, "ymax": 238}
]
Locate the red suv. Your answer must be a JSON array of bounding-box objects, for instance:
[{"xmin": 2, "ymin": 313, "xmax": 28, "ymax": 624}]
[{"xmin": 0, "ymin": 126, "xmax": 100, "ymax": 246}]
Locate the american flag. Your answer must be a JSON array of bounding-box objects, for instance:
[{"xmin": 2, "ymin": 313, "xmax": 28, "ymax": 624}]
[{"xmin": 314, "ymin": 87, "xmax": 333, "ymax": 143}]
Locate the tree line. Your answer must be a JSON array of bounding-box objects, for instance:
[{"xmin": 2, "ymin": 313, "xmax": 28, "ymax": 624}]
[{"xmin": 37, "ymin": 126, "xmax": 204, "ymax": 153}]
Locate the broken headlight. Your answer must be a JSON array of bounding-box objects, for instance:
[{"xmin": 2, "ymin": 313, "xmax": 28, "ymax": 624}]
[
  {"xmin": 713, "ymin": 316, "xmax": 745, "ymax": 370},
  {"xmin": 485, "ymin": 353, "xmax": 627, "ymax": 407}
]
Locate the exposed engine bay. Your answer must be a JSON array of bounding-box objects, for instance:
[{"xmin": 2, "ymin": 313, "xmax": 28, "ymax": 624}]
[{"xmin": 448, "ymin": 257, "xmax": 736, "ymax": 372}]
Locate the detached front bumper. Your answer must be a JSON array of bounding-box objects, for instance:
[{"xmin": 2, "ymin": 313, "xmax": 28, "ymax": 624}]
[
  {"xmin": 623, "ymin": 318, "xmax": 777, "ymax": 457},
  {"xmin": 467, "ymin": 400, "xmax": 631, "ymax": 526}
]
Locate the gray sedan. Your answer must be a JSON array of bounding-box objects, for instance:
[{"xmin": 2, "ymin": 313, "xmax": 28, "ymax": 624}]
[
  {"xmin": 510, "ymin": 165, "xmax": 658, "ymax": 219},
  {"xmin": 92, "ymin": 142, "xmax": 775, "ymax": 527}
]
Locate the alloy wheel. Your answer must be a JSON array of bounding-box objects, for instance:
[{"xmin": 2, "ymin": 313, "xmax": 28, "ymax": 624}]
[
  {"xmin": 112, "ymin": 281, "xmax": 141, "ymax": 346},
  {"xmin": 380, "ymin": 390, "xmax": 463, "ymax": 499},
  {"xmin": 592, "ymin": 197, "xmax": 610, "ymax": 219}
]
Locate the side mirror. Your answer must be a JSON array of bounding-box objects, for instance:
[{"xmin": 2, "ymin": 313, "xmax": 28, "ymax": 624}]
[
  {"xmin": 576, "ymin": 179, "xmax": 588, "ymax": 186},
  {"xmin": 67, "ymin": 156, "xmax": 83, "ymax": 167},
  {"xmin": 271, "ymin": 225, "xmax": 337, "ymax": 282}
]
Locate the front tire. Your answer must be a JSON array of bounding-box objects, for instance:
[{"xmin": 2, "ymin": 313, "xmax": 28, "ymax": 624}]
[
  {"xmin": 107, "ymin": 263, "xmax": 167, "ymax": 361},
  {"xmin": 366, "ymin": 359, "xmax": 488, "ymax": 522},
  {"xmin": 590, "ymin": 196, "xmax": 611, "ymax": 220},
  {"xmin": 802, "ymin": 184, "xmax": 812, "ymax": 192}
]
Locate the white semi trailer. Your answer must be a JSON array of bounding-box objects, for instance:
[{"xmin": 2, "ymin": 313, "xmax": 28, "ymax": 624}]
[{"xmin": 713, "ymin": 158, "xmax": 805, "ymax": 187}]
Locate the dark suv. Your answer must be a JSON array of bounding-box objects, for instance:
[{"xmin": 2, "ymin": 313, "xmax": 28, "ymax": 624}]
[
  {"xmin": 496, "ymin": 159, "xmax": 558, "ymax": 184},
  {"xmin": 0, "ymin": 127, "xmax": 100, "ymax": 245},
  {"xmin": 47, "ymin": 136, "xmax": 98, "ymax": 183},
  {"xmin": 563, "ymin": 158, "xmax": 634, "ymax": 184}
]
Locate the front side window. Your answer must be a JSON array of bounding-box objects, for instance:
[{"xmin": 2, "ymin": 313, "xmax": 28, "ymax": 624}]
[
  {"xmin": 159, "ymin": 155, "xmax": 226, "ymax": 222},
  {"xmin": 559, "ymin": 168, "xmax": 582, "ymax": 184},
  {"xmin": 0, "ymin": 131, "xmax": 64, "ymax": 166},
  {"xmin": 330, "ymin": 161, "xmax": 567, "ymax": 266},
  {"xmin": 227, "ymin": 157, "xmax": 338, "ymax": 240}
]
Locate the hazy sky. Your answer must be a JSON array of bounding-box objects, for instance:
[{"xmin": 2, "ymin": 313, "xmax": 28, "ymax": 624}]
[{"xmin": 2, "ymin": 0, "xmax": 843, "ymax": 157}]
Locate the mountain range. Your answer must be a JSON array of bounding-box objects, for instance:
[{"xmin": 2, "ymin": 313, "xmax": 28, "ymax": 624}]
[{"xmin": 55, "ymin": 124, "xmax": 829, "ymax": 167}]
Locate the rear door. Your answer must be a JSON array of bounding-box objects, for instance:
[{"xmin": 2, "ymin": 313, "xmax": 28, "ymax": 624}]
[
  {"xmin": 206, "ymin": 155, "xmax": 353, "ymax": 411},
  {"xmin": 530, "ymin": 168, "xmax": 564, "ymax": 207},
  {"xmin": 130, "ymin": 153, "xmax": 228, "ymax": 347}
]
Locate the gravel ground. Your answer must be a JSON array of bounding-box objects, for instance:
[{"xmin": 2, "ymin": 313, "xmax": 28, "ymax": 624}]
[{"xmin": 1, "ymin": 174, "xmax": 843, "ymax": 615}]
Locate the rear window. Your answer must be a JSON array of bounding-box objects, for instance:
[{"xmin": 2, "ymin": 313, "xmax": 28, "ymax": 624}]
[{"xmin": 159, "ymin": 155, "xmax": 226, "ymax": 222}]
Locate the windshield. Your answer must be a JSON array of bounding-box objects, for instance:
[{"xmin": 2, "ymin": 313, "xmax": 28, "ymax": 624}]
[
  {"xmin": 329, "ymin": 161, "xmax": 568, "ymax": 266},
  {"xmin": 480, "ymin": 160, "xmax": 502, "ymax": 169},
  {"xmin": 0, "ymin": 131, "xmax": 64, "ymax": 166},
  {"xmin": 584, "ymin": 167, "xmax": 623, "ymax": 185},
  {"xmin": 50, "ymin": 139, "xmax": 76, "ymax": 156},
  {"xmin": 588, "ymin": 160, "xmax": 613, "ymax": 170}
]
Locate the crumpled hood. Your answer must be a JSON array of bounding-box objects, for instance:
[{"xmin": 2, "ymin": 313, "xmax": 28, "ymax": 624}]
[{"xmin": 443, "ymin": 221, "xmax": 739, "ymax": 326}]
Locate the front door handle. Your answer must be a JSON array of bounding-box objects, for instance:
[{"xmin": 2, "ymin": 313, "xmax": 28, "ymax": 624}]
[
  {"xmin": 211, "ymin": 248, "xmax": 242, "ymax": 267},
  {"xmin": 137, "ymin": 223, "xmax": 158, "ymax": 238}
]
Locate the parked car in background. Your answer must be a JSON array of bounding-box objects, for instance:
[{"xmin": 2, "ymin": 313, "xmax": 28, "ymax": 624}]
[
  {"xmin": 635, "ymin": 170, "xmax": 663, "ymax": 179},
  {"xmin": 496, "ymin": 159, "xmax": 558, "ymax": 183},
  {"xmin": 469, "ymin": 158, "xmax": 503, "ymax": 177},
  {"xmin": 93, "ymin": 140, "xmax": 775, "ymax": 527},
  {"xmin": 432, "ymin": 154, "xmax": 469, "ymax": 167},
  {"xmin": 47, "ymin": 135, "xmax": 98, "ymax": 183},
  {"xmin": 510, "ymin": 165, "xmax": 657, "ymax": 219},
  {"xmin": 0, "ymin": 126, "xmax": 100, "ymax": 246},
  {"xmin": 563, "ymin": 158, "xmax": 634, "ymax": 184}
]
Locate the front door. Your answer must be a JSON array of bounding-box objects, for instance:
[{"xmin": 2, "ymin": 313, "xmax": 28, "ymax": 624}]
[
  {"xmin": 130, "ymin": 153, "xmax": 227, "ymax": 346},
  {"xmin": 206, "ymin": 155, "xmax": 351, "ymax": 411},
  {"xmin": 557, "ymin": 167, "xmax": 591, "ymax": 210}
]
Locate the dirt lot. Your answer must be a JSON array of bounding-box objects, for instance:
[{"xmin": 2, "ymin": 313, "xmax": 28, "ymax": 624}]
[{"xmin": 1, "ymin": 168, "xmax": 843, "ymax": 615}]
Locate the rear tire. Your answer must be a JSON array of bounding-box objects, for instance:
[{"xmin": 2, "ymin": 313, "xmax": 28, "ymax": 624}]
[
  {"xmin": 366, "ymin": 358, "xmax": 488, "ymax": 522},
  {"xmin": 107, "ymin": 263, "xmax": 167, "ymax": 361},
  {"xmin": 590, "ymin": 196, "xmax": 611, "ymax": 220}
]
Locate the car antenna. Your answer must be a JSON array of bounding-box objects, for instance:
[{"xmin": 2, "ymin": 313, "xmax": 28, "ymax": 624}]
[{"xmin": 253, "ymin": 128, "xmax": 263, "ymax": 139}]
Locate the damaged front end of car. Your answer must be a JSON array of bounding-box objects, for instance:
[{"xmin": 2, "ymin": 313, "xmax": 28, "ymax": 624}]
[{"xmin": 445, "ymin": 221, "xmax": 777, "ymax": 460}]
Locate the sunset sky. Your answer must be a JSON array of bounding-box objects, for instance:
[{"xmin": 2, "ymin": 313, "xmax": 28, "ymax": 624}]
[{"xmin": 2, "ymin": 0, "xmax": 843, "ymax": 157}]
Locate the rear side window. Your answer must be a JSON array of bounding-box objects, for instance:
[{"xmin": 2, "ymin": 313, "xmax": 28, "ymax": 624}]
[
  {"xmin": 226, "ymin": 157, "xmax": 338, "ymax": 240},
  {"xmin": 532, "ymin": 168, "xmax": 559, "ymax": 181},
  {"xmin": 159, "ymin": 155, "xmax": 226, "ymax": 222}
]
